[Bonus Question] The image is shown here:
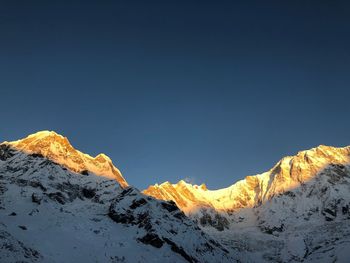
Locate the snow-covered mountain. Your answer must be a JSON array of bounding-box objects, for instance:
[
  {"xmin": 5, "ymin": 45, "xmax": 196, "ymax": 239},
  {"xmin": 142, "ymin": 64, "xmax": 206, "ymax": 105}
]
[
  {"xmin": 0, "ymin": 132, "xmax": 234, "ymax": 263},
  {"xmin": 144, "ymin": 145, "xmax": 350, "ymax": 262},
  {"xmin": 144, "ymin": 145, "xmax": 350, "ymax": 217},
  {"xmin": 2, "ymin": 131, "xmax": 350, "ymax": 262},
  {"xmin": 4, "ymin": 131, "xmax": 128, "ymax": 188}
]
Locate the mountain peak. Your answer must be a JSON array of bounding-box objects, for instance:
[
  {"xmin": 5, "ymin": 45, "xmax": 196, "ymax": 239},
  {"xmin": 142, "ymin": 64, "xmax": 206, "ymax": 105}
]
[
  {"xmin": 27, "ymin": 130, "xmax": 63, "ymax": 138},
  {"xmin": 22, "ymin": 130, "xmax": 68, "ymax": 142},
  {"xmin": 7, "ymin": 130, "xmax": 71, "ymax": 150},
  {"xmin": 198, "ymin": 183, "xmax": 207, "ymax": 191},
  {"xmin": 2, "ymin": 131, "xmax": 128, "ymax": 188},
  {"xmin": 144, "ymin": 144, "xmax": 350, "ymax": 214}
]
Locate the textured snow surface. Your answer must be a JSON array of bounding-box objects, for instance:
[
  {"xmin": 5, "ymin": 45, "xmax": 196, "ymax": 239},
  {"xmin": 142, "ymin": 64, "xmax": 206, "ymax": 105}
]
[{"xmin": 0, "ymin": 144, "xmax": 235, "ymax": 263}]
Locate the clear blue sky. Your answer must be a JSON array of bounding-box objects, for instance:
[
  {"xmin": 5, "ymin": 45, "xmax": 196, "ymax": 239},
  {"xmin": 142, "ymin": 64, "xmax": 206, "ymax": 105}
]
[{"xmin": 1, "ymin": 1, "xmax": 350, "ymax": 190}]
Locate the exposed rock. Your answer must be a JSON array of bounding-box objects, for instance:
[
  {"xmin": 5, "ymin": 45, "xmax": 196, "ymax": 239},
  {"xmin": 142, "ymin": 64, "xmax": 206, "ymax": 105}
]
[
  {"xmin": 31, "ymin": 193, "xmax": 42, "ymax": 204},
  {"xmin": 163, "ymin": 237, "xmax": 197, "ymax": 263},
  {"xmin": 0, "ymin": 229, "xmax": 42, "ymax": 261},
  {"xmin": 108, "ymin": 188, "xmax": 233, "ymax": 263},
  {"xmin": 46, "ymin": 192, "xmax": 67, "ymax": 204},
  {"xmin": 197, "ymin": 209, "xmax": 229, "ymax": 231},
  {"xmin": 0, "ymin": 144, "xmax": 15, "ymax": 161},
  {"xmin": 138, "ymin": 233, "xmax": 164, "ymax": 248},
  {"xmin": 82, "ymin": 187, "xmax": 96, "ymax": 199}
]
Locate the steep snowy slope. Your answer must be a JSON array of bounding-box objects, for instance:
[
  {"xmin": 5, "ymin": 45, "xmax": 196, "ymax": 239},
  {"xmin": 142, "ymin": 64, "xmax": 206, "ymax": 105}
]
[
  {"xmin": 3, "ymin": 131, "xmax": 350, "ymax": 262},
  {"xmin": 144, "ymin": 145, "xmax": 350, "ymax": 216},
  {"xmin": 0, "ymin": 133, "xmax": 235, "ymax": 263},
  {"xmin": 144, "ymin": 145, "xmax": 350, "ymax": 262},
  {"xmin": 4, "ymin": 131, "xmax": 128, "ymax": 188},
  {"xmin": 211, "ymin": 161, "xmax": 350, "ymax": 262}
]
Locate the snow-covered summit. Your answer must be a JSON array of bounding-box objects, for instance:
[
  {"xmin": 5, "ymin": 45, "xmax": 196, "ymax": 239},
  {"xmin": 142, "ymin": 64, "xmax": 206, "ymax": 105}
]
[
  {"xmin": 2, "ymin": 131, "xmax": 128, "ymax": 188},
  {"xmin": 0, "ymin": 133, "xmax": 235, "ymax": 262},
  {"xmin": 144, "ymin": 145, "xmax": 350, "ymax": 213},
  {"xmin": 2, "ymin": 131, "xmax": 350, "ymax": 262},
  {"xmin": 144, "ymin": 145, "xmax": 350, "ymax": 261}
]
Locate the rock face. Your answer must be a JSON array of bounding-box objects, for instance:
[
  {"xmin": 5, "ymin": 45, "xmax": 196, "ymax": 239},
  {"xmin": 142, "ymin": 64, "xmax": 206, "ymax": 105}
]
[
  {"xmin": 108, "ymin": 187, "xmax": 233, "ymax": 263},
  {"xmin": 3, "ymin": 131, "xmax": 128, "ymax": 188},
  {"xmin": 0, "ymin": 132, "xmax": 234, "ymax": 263}
]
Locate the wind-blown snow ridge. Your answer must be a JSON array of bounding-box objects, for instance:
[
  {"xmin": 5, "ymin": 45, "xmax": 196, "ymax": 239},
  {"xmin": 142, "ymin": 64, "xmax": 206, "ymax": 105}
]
[{"xmin": 2, "ymin": 131, "xmax": 128, "ymax": 188}]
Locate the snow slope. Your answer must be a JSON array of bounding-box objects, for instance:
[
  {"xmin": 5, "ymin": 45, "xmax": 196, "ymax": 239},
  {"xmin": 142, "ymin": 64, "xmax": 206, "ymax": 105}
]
[
  {"xmin": 4, "ymin": 131, "xmax": 128, "ymax": 188},
  {"xmin": 144, "ymin": 145, "xmax": 350, "ymax": 215},
  {"xmin": 3, "ymin": 131, "xmax": 350, "ymax": 262},
  {"xmin": 144, "ymin": 145, "xmax": 350, "ymax": 262},
  {"xmin": 0, "ymin": 133, "xmax": 235, "ymax": 263}
]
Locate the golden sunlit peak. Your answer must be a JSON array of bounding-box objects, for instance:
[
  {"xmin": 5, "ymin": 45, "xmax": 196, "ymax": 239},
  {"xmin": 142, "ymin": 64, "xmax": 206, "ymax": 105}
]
[
  {"xmin": 27, "ymin": 130, "xmax": 64, "ymax": 139},
  {"xmin": 144, "ymin": 144, "xmax": 350, "ymax": 215},
  {"xmin": 177, "ymin": 180, "xmax": 187, "ymax": 185},
  {"xmin": 35, "ymin": 130, "xmax": 59, "ymax": 135},
  {"xmin": 3, "ymin": 130, "xmax": 129, "ymax": 188},
  {"xmin": 197, "ymin": 183, "xmax": 207, "ymax": 191},
  {"xmin": 7, "ymin": 130, "xmax": 72, "ymax": 150},
  {"xmin": 95, "ymin": 153, "xmax": 112, "ymax": 162},
  {"xmin": 160, "ymin": 181, "xmax": 172, "ymax": 186}
]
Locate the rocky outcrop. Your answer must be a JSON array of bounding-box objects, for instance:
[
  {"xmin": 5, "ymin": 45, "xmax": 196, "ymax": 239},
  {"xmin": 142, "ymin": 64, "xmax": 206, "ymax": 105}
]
[
  {"xmin": 0, "ymin": 228, "xmax": 42, "ymax": 262},
  {"xmin": 108, "ymin": 187, "xmax": 233, "ymax": 263}
]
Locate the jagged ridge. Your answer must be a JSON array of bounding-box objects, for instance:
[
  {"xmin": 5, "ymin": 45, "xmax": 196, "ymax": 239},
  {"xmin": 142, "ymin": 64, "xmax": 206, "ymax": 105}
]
[
  {"xmin": 144, "ymin": 145, "xmax": 350, "ymax": 213},
  {"xmin": 2, "ymin": 131, "xmax": 128, "ymax": 188},
  {"xmin": 0, "ymin": 132, "xmax": 235, "ymax": 262}
]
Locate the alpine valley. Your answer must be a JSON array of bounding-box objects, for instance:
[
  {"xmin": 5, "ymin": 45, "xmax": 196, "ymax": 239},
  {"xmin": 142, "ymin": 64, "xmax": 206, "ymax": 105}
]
[{"xmin": 1, "ymin": 131, "xmax": 350, "ymax": 262}]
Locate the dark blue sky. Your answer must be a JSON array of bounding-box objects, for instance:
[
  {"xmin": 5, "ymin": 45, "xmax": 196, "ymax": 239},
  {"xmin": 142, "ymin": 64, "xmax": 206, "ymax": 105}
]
[{"xmin": 1, "ymin": 1, "xmax": 350, "ymax": 190}]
